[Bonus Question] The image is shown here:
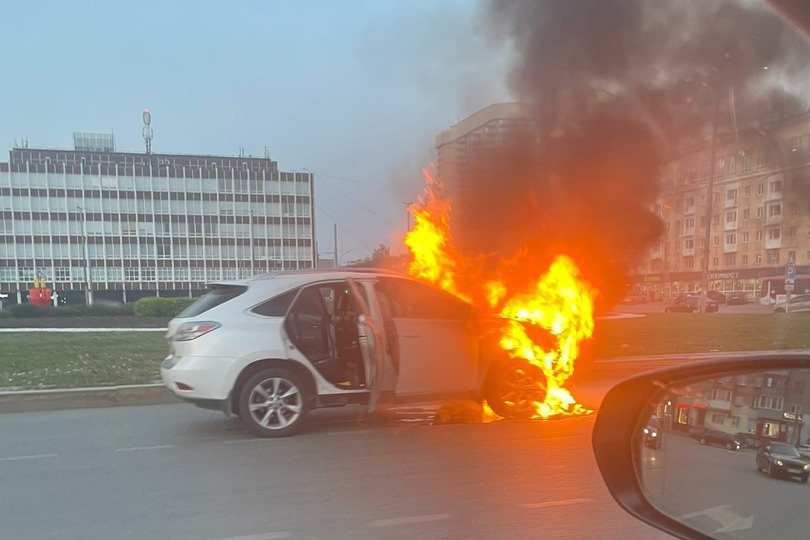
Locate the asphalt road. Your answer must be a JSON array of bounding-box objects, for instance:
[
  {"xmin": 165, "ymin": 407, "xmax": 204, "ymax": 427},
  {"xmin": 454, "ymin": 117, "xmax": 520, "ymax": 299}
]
[
  {"xmin": 640, "ymin": 432, "xmax": 810, "ymax": 539},
  {"xmin": 0, "ymin": 382, "xmax": 674, "ymax": 540}
]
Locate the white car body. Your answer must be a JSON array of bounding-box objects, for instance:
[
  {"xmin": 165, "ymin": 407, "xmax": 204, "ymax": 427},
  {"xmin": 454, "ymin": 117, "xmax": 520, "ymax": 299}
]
[{"xmin": 161, "ymin": 269, "xmax": 531, "ymax": 436}]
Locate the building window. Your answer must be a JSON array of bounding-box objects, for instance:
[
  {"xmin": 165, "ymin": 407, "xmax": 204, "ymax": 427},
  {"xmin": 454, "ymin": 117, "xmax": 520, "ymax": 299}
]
[
  {"xmin": 768, "ymin": 228, "xmax": 781, "ymax": 241},
  {"xmin": 54, "ymin": 267, "xmax": 71, "ymax": 282},
  {"xmin": 742, "ymin": 208, "xmax": 750, "ymax": 220},
  {"xmin": 770, "ymin": 180, "xmax": 783, "ymax": 193},
  {"xmin": 767, "ymin": 250, "xmax": 780, "ymax": 265},
  {"xmin": 713, "ymin": 237, "xmax": 719, "ymax": 246},
  {"xmin": 742, "ymin": 255, "xmax": 748, "ymax": 265},
  {"xmin": 726, "ymin": 210, "xmax": 737, "ymax": 223},
  {"xmin": 711, "ymin": 413, "xmax": 725, "ymax": 424},
  {"xmin": 743, "ymin": 185, "xmax": 751, "ymax": 197},
  {"xmin": 790, "ymin": 227, "xmax": 797, "ymax": 238},
  {"xmin": 727, "ymin": 158, "xmax": 736, "ymax": 175},
  {"xmin": 757, "ymin": 183, "xmax": 764, "ymax": 196},
  {"xmin": 725, "ymin": 254, "xmax": 736, "ymax": 266},
  {"xmin": 124, "ymin": 267, "xmax": 139, "ymax": 281},
  {"xmin": 790, "ymin": 201, "xmax": 799, "ymax": 214},
  {"xmin": 712, "ymin": 256, "xmax": 719, "ymax": 268},
  {"xmin": 755, "ymin": 253, "xmax": 762, "ymax": 265},
  {"xmin": 741, "ymin": 232, "xmax": 749, "ymax": 243},
  {"xmin": 754, "ymin": 394, "xmax": 783, "ymax": 410},
  {"xmin": 755, "ymin": 207, "xmax": 763, "ymax": 218},
  {"xmin": 729, "ymin": 416, "xmax": 740, "ymax": 428},
  {"xmin": 755, "ymin": 231, "xmax": 763, "ymax": 241},
  {"xmin": 141, "ymin": 267, "xmax": 155, "ymax": 281},
  {"xmin": 768, "ymin": 203, "xmax": 781, "ymax": 217},
  {"xmin": 795, "ymin": 381, "xmax": 805, "ymax": 394}
]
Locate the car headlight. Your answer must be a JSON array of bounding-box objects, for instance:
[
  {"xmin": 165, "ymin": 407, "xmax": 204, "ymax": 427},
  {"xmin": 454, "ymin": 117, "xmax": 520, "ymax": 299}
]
[
  {"xmin": 651, "ymin": 432, "xmax": 657, "ymax": 437},
  {"xmin": 776, "ymin": 460, "xmax": 784, "ymax": 467},
  {"xmin": 803, "ymin": 464, "xmax": 809, "ymax": 471},
  {"xmin": 643, "ymin": 428, "xmax": 649, "ymax": 434}
]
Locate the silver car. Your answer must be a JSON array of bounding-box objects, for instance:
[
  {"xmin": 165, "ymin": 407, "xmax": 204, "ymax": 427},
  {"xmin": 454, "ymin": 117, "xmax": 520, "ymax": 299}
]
[{"xmin": 774, "ymin": 294, "xmax": 810, "ymax": 313}]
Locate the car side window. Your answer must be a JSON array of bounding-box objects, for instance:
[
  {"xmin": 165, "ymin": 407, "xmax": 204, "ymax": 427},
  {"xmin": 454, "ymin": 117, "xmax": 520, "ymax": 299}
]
[
  {"xmin": 251, "ymin": 288, "xmax": 299, "ymax": 317},
  {"xmin": 378, "ymin": 278, "xmax": 470, "ymax": 320}
]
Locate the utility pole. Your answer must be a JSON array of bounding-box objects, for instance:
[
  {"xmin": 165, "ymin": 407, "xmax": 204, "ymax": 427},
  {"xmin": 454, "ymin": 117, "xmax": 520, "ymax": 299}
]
[
  {"xmin": 333, "ymin": 223, "xmax": 338, "ymax": 268},
  {"xmin": 700, "ymin": 84, "xmax": 722, "ymax": 312}
]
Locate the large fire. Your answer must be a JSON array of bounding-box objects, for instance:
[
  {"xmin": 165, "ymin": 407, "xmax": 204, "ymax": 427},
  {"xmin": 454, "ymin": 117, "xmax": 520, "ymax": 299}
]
[{"xmin": 405, "ymin": 170, "xmax": 595, "ymax": 418}]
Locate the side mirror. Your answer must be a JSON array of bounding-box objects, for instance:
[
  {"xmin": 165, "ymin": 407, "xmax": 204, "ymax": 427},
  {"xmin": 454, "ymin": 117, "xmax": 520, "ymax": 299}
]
[{"xmin": 592, "ymin": 353, "xmax": 810, "ymax": 539}]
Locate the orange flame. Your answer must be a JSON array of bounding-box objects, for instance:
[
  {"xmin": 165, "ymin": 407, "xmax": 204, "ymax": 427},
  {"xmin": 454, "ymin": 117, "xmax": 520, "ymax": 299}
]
[{"xmin": 405, "ymin": 170, "xmax": 596, "ymax": 418}]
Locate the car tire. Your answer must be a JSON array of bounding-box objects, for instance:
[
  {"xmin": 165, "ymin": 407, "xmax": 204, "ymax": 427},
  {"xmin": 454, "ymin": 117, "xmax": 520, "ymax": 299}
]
[
  {"xmin": 726, "ymin": 442, "xmax": 735, "ymax": 450},
  {"xmin": 699, "ymin": 437, "xmax": 707, "ymax": 445},
  {"xmin": 238, "ymin": 368, "xmax": 310, "ymax": 438},
  {"xmin": 768, "ymin": 463, "xmax": 775, "ymax": 478},
  {"xmin": 802, "ymin": 475, "xmax": 809, "ymax": 484},
  {"xmin": 483, "ymin": 360, "xmax": 546, "ymax": 419}
]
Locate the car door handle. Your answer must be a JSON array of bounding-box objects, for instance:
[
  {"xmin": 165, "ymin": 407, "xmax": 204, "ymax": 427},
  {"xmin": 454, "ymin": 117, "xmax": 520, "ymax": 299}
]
[{"xmin": 311, "ymin": 324, "xmax": 320, "ymax": 329}]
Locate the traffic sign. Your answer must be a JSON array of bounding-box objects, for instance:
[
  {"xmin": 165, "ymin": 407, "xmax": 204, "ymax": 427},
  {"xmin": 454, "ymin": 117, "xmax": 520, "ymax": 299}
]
[{"xmin": 787, "ymin": 264, "xmax": 796, "ymax": 280}]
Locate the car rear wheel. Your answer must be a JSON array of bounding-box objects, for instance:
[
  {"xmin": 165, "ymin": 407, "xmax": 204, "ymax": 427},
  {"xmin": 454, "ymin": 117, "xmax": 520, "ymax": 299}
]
[
  {"xmin": 483, "ymin": 360, "xmax": 546, "ymax": 419},
  {"xmin": 238, "ymin": 368, "xmax": 310, "ymax": 438},
  {"xmin": 725, "ymin": 442, "xmax": 735, "ymax": 450},
  {"xmin": 699, "ymin": 437, "xmax": 707, "ymax": 445}
]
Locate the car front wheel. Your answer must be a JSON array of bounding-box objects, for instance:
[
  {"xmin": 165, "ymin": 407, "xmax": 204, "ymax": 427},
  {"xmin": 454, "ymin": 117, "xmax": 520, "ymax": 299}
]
[
  {"xmin": 238, "ymin": 368, "xmax": 310, "ymax": 438},
  {"xmin": 483, "ymin": 360, "xmax": 547, "ymax": 419}
]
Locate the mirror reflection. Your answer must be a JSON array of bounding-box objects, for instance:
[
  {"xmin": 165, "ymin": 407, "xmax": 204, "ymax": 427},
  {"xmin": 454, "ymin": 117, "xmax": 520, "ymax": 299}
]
[{"xmin": 637, "ymin": 368, "xmax": 810, "ymax": 539}]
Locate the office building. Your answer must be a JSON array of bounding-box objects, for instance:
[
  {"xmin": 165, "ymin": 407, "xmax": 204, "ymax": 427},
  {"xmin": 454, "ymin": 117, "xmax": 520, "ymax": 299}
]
[{"xmin": 0, "ymin": 134, "xmax": 315, "ymax": 304}]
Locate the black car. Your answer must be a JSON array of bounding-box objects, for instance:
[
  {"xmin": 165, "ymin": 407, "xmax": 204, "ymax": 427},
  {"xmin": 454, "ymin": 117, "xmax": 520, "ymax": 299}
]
[
  {"xmin": 664, "ymin": 294, "xmax": 719, "ymax": 313},
  {"xmin": 643, "ymin": 415, "xmax": 662, "ymax": 449},
  {"xmin": 756, "ymin": 442, "xmax": 810, "ymax": 482},
  {"xmin": 726, "ymin": 291, "xmax": 748, "ymax": 305},
  {"xmin": 689, "ymin": 428, "xmax": 741, "ymax": 450},
  {"xmin": 706, "ymin": 290, "xmax": 726, "ymax": 303},
  {"xmin": 735, "ymin": 432, "xmax": 759, "ymax": 449}
]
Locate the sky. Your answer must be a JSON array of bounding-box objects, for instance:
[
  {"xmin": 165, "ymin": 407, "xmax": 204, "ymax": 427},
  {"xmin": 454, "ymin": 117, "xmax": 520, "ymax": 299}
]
[{"xmin": 0, "ymin": 0, "xmax": 513, "ymax": 263}]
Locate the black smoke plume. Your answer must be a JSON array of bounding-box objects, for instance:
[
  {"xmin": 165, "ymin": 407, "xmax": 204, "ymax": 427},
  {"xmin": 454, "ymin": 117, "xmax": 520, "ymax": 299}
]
[{"xmin": 449, "ymin": 0, "xmax": 810, "ymax": 309}]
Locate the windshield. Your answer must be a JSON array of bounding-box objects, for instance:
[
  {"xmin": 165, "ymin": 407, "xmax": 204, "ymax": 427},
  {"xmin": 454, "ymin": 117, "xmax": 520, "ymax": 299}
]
[{"xmin": 771, "ymin": 443, "xmax": 801, "ymax": 457}]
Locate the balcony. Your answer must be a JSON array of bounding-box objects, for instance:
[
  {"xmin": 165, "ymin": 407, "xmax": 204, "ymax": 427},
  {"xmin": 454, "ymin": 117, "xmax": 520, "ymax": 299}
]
[{"xmin": 709, "ymin": 399, "xmax": 732, "ymax": 411}]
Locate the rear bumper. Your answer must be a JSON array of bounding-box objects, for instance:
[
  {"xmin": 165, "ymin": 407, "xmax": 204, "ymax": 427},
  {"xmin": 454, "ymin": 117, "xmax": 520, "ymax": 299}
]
[{"xmin": 160, "ymin": 353, "xmax": 236, "ymax": 401}]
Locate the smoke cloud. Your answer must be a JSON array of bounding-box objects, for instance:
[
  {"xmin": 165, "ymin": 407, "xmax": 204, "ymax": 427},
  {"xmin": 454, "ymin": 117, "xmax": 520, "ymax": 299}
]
[{"xmin": 449, "ymin": 0, "xmax": 810, "ymax": 307}]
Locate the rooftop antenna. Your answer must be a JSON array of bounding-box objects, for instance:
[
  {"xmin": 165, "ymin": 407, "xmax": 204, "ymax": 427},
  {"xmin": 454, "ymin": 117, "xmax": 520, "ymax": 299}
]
[{"xmin": 142, "ymin": 109, "xmax": 153, "ymax": 154}]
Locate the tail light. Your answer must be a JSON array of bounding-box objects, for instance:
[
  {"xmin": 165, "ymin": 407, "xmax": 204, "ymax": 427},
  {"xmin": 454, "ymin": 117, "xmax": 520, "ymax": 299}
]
[{"xmin": 172, "ymin": 321, "xmax": 220, "ymax": 341}]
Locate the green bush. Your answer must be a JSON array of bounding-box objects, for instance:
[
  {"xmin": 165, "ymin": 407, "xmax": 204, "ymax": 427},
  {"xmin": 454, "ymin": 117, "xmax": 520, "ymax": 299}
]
[
  {"xmin": 133, "ymin": 296, "xmax": 195, "ymax": 317},
  {"xmin": 8, "ymin": 304, "xmax": 57, "ymax": 318}
]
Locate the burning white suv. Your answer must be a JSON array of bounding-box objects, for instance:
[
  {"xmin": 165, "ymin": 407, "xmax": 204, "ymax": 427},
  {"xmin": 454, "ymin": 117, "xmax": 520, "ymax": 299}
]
[{"xmin": 161, "ymin": 268, "xmax": 546, "ymax": 437}]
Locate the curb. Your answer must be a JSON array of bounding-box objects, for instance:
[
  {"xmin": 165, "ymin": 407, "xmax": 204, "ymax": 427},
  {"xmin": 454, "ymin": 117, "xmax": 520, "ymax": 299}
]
[{"xmin": 0, "ymin": 383, "xmax": 181, "ymax": 414}]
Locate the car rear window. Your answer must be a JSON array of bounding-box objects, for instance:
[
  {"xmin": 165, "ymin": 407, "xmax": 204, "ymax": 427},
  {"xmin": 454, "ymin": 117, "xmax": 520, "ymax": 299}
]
[
  {"xmin": 251, "ymin": 288, "xmax": 299, "ymax": 317},
  {"xmin": 176, "ymin": 285, "xmax": 248, "ymax": 318}
]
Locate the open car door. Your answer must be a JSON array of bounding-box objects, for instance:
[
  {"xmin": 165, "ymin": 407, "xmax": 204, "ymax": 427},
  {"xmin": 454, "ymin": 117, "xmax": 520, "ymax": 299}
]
[{"xmin": 346, "ymin": 279, "xmax": 390, "ymax": 412}]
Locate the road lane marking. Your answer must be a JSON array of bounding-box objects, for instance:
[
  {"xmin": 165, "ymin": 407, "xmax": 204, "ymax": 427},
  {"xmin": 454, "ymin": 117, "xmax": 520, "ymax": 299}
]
[
  {"xmin": 523, "ymin": 498, "xmax": 593, "ymax": 509},
  {"xmin": 224, "ymin": 438, "xmax": 278, "ymax": 444},
  {"xmin": 367, "ymin": 513, "xmax": 451, "ymax": 527},
  {"xmin": 214, "ymin": 532, "xmax": 292, "ymax": 540},
  {"xmin": 0, "ymin": 453, "xmax": 58, "ymax": 462},
  {"xmin": 114, "ymin": 444, "xmax": 176, "ymax": 452}
]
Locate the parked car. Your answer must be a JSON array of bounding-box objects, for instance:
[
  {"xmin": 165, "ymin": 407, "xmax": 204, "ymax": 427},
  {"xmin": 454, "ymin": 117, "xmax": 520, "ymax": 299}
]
[
  {"xmin": 689, "ymin": 427, "xmax": 741, "ymax": 450},
  {"xmin": 725, "ymin": 291, "xmax": 748, "ymax": 305},
  {"xmin": 161, "ymin": 269, "xmax": 550, "ymax": 437},
  {"xmin": 774, "ymin": 294, "xmax": 810, "ymax": 313},
  {"xmin": 797, "ymin": 444, "xmax": 810, "ymax": 459},
  {"xmin": 705, "ymin": 290, "xmax": 726, "ymax": 303},
  {"xmin": 664, "ymin": 294, "xmax": 719, "ymax": 313},
  {"xmin": 757, "ymin": 442, "xmax": 810, "ymax": 482},
  {"xmin": 735, "ymin": 432, "xmax": 759, "ymax": 449}
]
